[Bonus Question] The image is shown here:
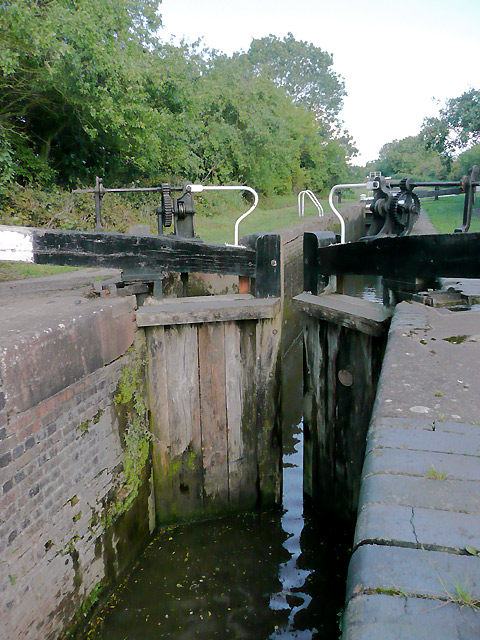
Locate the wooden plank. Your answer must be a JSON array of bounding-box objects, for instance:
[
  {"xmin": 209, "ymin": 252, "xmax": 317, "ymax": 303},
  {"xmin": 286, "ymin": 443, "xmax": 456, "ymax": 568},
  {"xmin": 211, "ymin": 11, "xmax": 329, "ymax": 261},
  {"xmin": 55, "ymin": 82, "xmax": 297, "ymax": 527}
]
[
  {"xmin": 255, "ymin": 314, "xmax": 283, "ymax": 507},
  {"xmin": 316, "ymin": 232, "xmax": 480, "ymax": 279},
  {"xmin": 146, "ymin": 326, "xmax": 175, "ymax": 522},
  {"xmin": 294, "ymin": 292, "xmax": 392, "ymax": 336},
  {"xmin": 136, "ymin": 295, "xmax": 280, "ymax": 327},
  {"xmin": 0, "ymin": 224, "xmax": 256, "ymax": 277},
  {"xmin": 303, "ymin": 317, "xmax": 322, "ymax": 500},
  {"xmin": 198, "ymin": 323, "xmax": 229, "ymax": 515},
  {"xmin": 225, "ymin": 321, "xmax": 258, "ymax": 510},
  {"xmin": 162, "ymin": 324, "xmax": 204, "ymax": 522}
]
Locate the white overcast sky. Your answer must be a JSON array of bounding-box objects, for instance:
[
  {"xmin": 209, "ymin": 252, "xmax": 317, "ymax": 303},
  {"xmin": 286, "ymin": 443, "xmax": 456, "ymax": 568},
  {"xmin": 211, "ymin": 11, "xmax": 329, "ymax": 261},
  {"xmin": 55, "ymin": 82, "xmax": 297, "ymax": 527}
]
[{"xmin": 158, "ymin": 0, "xmax": 479, "ymax": 165}]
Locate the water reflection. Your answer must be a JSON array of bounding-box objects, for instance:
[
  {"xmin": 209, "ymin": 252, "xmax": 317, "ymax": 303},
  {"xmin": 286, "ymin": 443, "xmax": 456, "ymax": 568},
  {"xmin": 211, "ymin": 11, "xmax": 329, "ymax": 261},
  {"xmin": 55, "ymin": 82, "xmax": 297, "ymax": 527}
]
[
  {"xmin": 269, "ymin": 422, "xmax": 316, "ymax": 639},
  {"xmin": 342, "ymin": 274, "xmax": 383, "ymax": 303}
]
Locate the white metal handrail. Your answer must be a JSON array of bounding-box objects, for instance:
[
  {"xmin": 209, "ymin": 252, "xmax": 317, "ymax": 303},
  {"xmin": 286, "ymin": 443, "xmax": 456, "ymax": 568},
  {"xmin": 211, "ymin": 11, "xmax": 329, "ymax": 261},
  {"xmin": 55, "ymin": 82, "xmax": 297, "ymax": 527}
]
[
  {"xmin": 298, "ymin": 190, "xmax": 324, "ymax": 218},
  {"xmin": 328, "ymin": 182, "xmax": 369, "ymax": 244},
  {"xmin": 187, "ymin": 184, "xmax": 259, "ymax": 247}
]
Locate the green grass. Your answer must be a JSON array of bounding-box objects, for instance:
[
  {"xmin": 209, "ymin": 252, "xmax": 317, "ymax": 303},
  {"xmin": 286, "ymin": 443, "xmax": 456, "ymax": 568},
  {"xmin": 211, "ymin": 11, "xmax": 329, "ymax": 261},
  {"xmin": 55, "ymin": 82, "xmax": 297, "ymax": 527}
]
[
  {"xmin": 196, "ymin": 198, "xmax": 327, "ymax": 244},
  {"xmin": 195, "ymin": 191, "xmax": 347, "ymax": 244},
  {"xmin": 421, "ymin": 195, "xmax": 480, "ymax": 234},
  {"xmin": 0, "ymin": 263, "xmax": 80, "ymax": 282}
]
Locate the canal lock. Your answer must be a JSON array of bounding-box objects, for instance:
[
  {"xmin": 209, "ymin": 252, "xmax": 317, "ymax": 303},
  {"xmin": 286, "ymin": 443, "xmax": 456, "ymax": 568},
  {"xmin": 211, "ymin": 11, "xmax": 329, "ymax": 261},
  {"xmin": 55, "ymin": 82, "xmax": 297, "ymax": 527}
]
[{"xmin": 81, "ymin": 219, "xmax": 384, "ymax": 640}]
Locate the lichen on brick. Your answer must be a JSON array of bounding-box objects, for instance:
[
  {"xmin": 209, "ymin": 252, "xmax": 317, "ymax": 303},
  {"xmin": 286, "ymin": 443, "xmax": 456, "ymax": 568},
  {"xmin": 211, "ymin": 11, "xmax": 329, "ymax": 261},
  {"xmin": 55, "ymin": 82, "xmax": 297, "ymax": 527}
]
[{"xmin": 106, "ymin": 334, "xmax": 151, "ymax": 527}]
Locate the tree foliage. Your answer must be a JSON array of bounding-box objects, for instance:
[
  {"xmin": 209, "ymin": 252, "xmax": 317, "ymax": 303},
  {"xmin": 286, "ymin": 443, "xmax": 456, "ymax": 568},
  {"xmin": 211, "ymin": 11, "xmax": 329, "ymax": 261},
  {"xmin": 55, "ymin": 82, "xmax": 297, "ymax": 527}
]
[
  {"xmin": 370, "ymin": 134, "xmax": 447, "ymax": 180},
  {"xmin": 450, "ymin": 144, "xmax": 480, "ymax": 180},
  {"xmin": 423, "ymin": 89, "xmax": 480, "ymax": 160},
  {"xmin": 1, "ymin": 4, "xmax": 355, "ymax": 196},
  {"xmin": 246, "ymin": 33, "xmax": 345, "ymax": 123}
]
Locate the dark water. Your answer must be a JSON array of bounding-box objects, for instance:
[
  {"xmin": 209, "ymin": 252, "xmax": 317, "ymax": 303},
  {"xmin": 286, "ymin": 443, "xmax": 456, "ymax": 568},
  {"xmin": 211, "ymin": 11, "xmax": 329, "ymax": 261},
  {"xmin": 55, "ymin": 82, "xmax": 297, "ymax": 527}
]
[{"xmin": 85, "ymin": 333, "xmax": 353, "ymax": 640}]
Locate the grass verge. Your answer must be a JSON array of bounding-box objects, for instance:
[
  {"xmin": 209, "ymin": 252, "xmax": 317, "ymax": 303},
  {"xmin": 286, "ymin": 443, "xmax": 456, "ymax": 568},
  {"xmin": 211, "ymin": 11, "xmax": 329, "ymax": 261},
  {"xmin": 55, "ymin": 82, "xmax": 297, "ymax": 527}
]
[{"xmin": 421, "ymin": 195, "xmax": 480, "ymax": 234}]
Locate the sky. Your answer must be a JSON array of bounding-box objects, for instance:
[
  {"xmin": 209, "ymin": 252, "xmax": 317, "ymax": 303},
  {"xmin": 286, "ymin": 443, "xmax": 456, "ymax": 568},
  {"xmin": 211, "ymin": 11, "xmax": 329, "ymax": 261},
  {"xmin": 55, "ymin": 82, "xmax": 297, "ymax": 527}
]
[{"xmin": 157, "ymin": 0, "xmax": 479, "ymax": 166}]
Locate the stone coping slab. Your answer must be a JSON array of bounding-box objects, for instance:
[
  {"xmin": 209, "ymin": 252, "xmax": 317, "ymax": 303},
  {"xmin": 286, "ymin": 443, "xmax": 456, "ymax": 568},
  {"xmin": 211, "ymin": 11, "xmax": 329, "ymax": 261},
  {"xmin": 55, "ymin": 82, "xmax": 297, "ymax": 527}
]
[
  {"xmin": 344, "ymin": 301, "xmax": 480, "ymax": 639},
  {"xmin": 363, "ymin": 447, "xmax": 480, "ymax": 481},
  {"xmin": 346, "ymin": 545, "xmax": 480, "ymax": 603},
  {"xmin": 366, "ymin": 424, "xmax": 480, "ymax": 457},
  {"xmin": 359, "ymin": 471, "xmax": 480, "ymax": 514},
  {"xmin": 354, "ymin": 502, "xmax": 480, "ymax": 553},
  {"xmin": 343, "ymin": 593, "xmax": 480, "ymax": 640}
]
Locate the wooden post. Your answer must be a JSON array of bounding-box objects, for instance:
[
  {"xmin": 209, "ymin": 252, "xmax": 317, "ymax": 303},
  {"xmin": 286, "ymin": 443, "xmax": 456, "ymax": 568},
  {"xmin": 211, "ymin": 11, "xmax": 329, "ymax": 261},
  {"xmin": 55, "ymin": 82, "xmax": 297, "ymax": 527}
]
[
  {"xmin": 254, "ymin": 233, "xmax": 282, "ymax": 298},
  {"xmin": 303, "ymin": 231, "xmax": 337, "ymax": 295}
]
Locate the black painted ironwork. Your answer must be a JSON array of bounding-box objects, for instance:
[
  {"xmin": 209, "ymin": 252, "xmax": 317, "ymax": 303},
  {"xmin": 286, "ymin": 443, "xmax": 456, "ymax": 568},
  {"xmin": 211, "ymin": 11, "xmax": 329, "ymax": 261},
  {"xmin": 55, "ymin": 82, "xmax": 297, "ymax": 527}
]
[
  {"xmin": 365, "ymin": 165, "xmax": 479, "ymax": 239},
  {"xmin": 73, "ymin": 179, "xmax": 197, "ymax": 238}
]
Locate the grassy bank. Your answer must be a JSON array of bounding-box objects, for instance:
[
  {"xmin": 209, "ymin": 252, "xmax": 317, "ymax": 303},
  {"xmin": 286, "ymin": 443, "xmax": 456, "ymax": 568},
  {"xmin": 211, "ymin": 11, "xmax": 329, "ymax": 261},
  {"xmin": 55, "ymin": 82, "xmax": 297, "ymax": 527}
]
[{"xmin": 421, "ymin": 194, "xmax": 480, "ymax": 234}]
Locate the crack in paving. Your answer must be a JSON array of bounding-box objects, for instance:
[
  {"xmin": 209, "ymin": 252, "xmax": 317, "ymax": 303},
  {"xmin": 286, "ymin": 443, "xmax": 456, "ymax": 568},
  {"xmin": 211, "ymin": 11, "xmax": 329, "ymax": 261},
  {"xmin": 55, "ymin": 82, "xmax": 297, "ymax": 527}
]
[{"xmin": 410, "ymin": 507, "xmax": 420, "ymax": 546}]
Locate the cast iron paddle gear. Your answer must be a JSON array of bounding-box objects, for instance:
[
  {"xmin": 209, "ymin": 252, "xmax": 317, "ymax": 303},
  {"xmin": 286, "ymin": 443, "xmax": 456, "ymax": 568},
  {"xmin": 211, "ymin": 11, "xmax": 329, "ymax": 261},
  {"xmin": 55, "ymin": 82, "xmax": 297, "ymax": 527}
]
[
  {"xmin": 364, "ymin": 167, "xmax": 479, "ymax": 239},
  {"xmin": 160, "ymin": 183, "xmax": 173, "ymax": 228},
  {"xmin": 390, "ymin": 178, "xmax": 421, "ymax": 235}
]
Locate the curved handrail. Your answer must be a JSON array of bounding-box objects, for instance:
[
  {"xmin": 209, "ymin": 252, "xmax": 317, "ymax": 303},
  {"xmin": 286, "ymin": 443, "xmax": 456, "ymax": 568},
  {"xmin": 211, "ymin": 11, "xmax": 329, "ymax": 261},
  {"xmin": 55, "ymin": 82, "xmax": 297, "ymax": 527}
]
[
  {"xmin": 187, "ymin": 184, "xmax": 259, "ymax": 246},
  {"xmin": 298, "ymin": 190, "xmax": 324, "ymax": 218},
  {"xmin": 328, "ymin": 182, "xmax": 367, "ymax": 244}
]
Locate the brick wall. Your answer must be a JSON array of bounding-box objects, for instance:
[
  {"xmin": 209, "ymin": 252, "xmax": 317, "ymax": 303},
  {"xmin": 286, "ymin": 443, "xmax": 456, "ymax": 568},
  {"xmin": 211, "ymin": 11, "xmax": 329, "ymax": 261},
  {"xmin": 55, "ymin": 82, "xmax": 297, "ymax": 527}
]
[{"xmin": 0, "ymin": 294, "xmax": 153, "ymax": 640}]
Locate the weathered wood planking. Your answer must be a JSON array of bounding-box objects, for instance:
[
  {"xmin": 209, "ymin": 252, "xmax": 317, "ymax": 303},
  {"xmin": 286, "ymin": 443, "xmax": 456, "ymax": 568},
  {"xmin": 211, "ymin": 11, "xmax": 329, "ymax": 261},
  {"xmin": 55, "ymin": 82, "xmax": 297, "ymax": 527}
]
[
  {"xmin": 148, "ymin": 324, "xmax": 204, "ymax": 523},
  {"xmin": 225, "ymin": 321, "xmax": 258, "ymax": 509},
  {"xmin": 255, "ymin": 314, "xmax": 283, "ymax": 507},
  {"xmin": 136, "ymin": 295, "xmax": 280, "ymax": 327},
  {"xmin": 294, "ymin": 292, "xmax": 392, "ymax": 337},
  {"xmin": 303, "ymin": 316, "xmax": 322, "ymax": 499},
  {"xmin": 198, "ymin": 323, "xmax": 229, "ymax": 515},
  {"xmin": 302, "ymin": 311, "xmax": 387, "ymax": 520},
  {"xmin": 147, "ymin": 326, "xmax": 175, "ymax": 520},
  {"xmin": 144, "ymin": 291, "xmax": 284, "ymax": 523},
  {"xmin": 0, "ymin": 224, "xmax": 256, "ymax": 276}
]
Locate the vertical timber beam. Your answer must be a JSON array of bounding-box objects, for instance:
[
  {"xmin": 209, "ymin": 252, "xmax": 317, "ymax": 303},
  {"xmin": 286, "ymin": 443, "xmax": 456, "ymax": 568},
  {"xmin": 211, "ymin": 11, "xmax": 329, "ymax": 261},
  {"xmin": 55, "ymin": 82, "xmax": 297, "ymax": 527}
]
[
  {"xmin": 303, "ymin": 231, "xmax": 337, "ymax": 295},
  {"xmin": 254, "ymin": 233, "xmax": 282, "ymax": 298}
]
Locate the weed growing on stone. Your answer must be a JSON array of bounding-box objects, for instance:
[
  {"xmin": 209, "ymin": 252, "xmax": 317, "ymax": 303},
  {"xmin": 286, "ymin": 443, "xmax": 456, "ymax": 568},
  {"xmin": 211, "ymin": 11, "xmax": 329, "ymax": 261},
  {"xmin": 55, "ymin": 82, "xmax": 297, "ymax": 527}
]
[
  {"xmin": 425, "ymin": 465, "xmax": 448, "ymax": 480},
  {"xmin": 447, "ymin": 580, "xmax": 480, "ymax": 609}
]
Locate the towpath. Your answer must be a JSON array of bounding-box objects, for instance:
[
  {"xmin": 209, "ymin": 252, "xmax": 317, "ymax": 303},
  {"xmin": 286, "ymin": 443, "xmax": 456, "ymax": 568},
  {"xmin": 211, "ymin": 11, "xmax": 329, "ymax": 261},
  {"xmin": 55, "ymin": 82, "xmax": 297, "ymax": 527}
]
[{"xmin": 343, "ymin": 284, "xmax": 480, "ymax": 638}]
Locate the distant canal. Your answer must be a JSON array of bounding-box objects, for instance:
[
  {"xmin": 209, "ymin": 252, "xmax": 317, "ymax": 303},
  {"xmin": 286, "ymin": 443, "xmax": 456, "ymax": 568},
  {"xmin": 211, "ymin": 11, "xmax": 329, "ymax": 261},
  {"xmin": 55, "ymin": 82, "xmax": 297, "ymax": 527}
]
[{"xmin": 84, "ymin": 331, "xmax": 353, "ymax": 640}]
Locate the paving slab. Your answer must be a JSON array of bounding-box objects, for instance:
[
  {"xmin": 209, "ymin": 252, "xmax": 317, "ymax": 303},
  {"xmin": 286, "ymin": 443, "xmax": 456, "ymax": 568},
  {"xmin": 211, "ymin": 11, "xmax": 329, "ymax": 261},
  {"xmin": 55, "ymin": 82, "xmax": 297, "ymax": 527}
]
[
  {"xmin": 343, "ymin": 593, "xmax": 480, "ymax": 640},
  {"xmin": 346, "ymin": 545, "xmax": 480, "ymax": 603},
  {"xmin": 363, "ymin": 447, "xmax": 480, "ymax": 480},
  {"xmin": 354, "ymin": 503, "xmax": 480, "ymax": 553},
  {"xmin": 359, "ymin": 473, "xmax": 480, "ymax": 514},
  {"xmin": 365, "ymin": 425, "xmax": 480, "ymax": 457}
]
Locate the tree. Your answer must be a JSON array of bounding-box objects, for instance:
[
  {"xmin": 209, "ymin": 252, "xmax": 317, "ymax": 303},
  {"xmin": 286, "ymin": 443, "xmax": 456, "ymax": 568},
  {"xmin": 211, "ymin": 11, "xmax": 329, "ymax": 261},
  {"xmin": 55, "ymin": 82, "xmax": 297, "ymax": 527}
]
[
  {"xmin": 187, "ymin": 53, "xmax": 355, "ymax": 195},
  {"xmin": 423, "ymin": 88, "xmax": 480, "ymax": 160},
  {"xmin": 0, "ymin": 0, "xmax": 164, "ymax": 186},
  {"xmin": 372, "ymin": 134, "xmax": 447, "ymax": 180},
  {"xmin": 450, "ymin": 144, "xmax": 480, "ymax": 180},
  {"xmin": 246, "ymin": 33, "xmax": 346, "ymax": 128}
]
